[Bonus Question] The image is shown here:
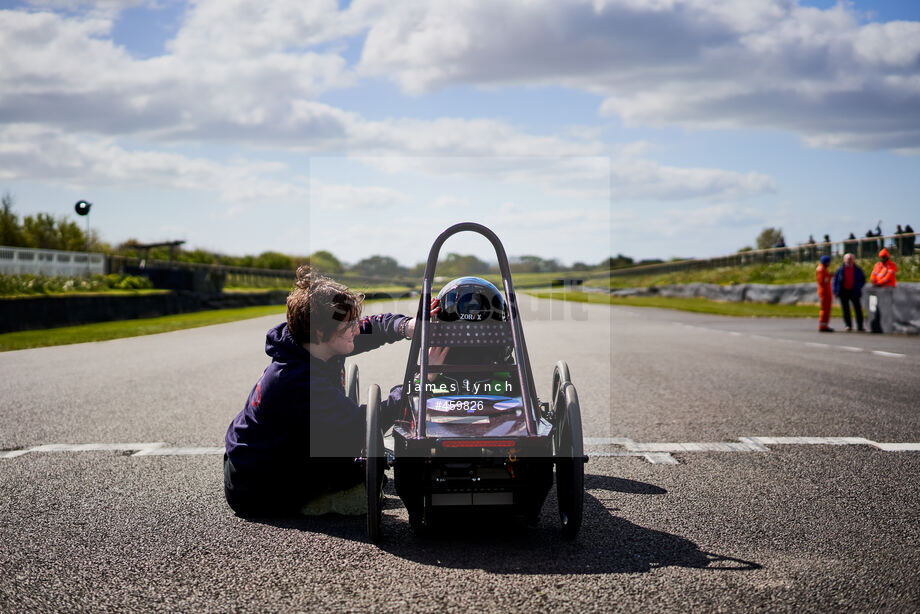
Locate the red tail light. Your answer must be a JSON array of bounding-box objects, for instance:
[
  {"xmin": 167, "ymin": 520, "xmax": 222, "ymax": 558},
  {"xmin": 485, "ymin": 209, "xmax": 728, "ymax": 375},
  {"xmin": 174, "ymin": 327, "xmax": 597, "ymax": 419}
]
[{"xmin": 441, "ymin": 439, "xmax": 516, "ymax": 448}]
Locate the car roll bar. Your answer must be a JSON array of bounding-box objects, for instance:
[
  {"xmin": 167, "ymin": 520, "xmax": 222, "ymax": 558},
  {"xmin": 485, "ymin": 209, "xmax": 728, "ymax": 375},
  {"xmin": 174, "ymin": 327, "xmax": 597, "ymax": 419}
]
[{"xmin": 401, "ymin": 222, "xmax": 539, "ymax": 438}]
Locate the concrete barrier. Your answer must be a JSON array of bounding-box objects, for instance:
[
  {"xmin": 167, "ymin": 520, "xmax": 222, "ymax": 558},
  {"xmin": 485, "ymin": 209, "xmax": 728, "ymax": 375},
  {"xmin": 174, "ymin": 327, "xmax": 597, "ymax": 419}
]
[
  {"xmin": 0, "ymin": 289, "xmax": 414, "ymax": 334},
  {"xmin": 608, "ymin": 282, "xmax": 920, "ymax": 334},
  {"xmin": 0, "ymin": 293, "xmax": 204, "ymax": 334},
  {"xmin": 0, "ymin": 291, "xmax": 286, "ymax": 334},
  {"xmin": 864, "ymin": 286, "xmax": 920, "ymax": 334}
]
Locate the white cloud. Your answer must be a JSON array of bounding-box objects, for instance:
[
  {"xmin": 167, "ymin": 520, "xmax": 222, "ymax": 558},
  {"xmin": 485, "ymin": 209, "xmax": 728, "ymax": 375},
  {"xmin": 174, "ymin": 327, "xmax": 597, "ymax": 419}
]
[
  {"xmin": 660, "ymin": 203, "xmax": 765, "ymax": 234},
  {"xmin": 0, "ymin": 8, "xmax": 609, "ymax": 156},
  {"xmin": 490, "ymin": 200, "xmax": 609, "ymax": 231},
  {"xmin": 0, "ymin": 7, "xmax": 354, "ymax": 141},
  {"xmin": 23, "ymin": 0, "xmax": 152, "ymax": 16},
  {"xmin": 0, "ymin": 124, "xmax": 310, "ymax": 203},
  {"xmin": 611, "ymin": 150, "xmax": 777, "ymax": 201},
  {"xmin": 357, "ymin": 155, "xmax": 610, "ymax": 201},
  {"xmin": 165, "ymin": 0, "xmax": 392, "ymax": 60},
  {"xmin": 355, "ymin": 150, "xmax": 774, "ymax": 203},
  {"xmin": 431, "ymin": 195, "xmax": 471, "ymax": 209},
  {"xmin": 0, "ymin": 1, "xmax": 778, "ymax": 208},
  {"xmin": 0, "ymin": 123, "xmax": 415, "ymax": 213},
  {"xmin": 358, "ymin": 0, "xmax": 920, "ymax": 152},
  {"xmin": 310, "ymin": 181, "xmax": 406, "ymax": 210}
]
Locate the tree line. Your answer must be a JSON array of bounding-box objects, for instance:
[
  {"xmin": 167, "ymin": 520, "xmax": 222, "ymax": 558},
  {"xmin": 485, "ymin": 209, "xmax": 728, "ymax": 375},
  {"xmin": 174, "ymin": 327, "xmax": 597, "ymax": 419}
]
[
  {"xmin": 1, "ymin": 193, "xmax": 102, "ymax": 252},
  {"xmin": 1, "ymin": 193, "xmax": 620, "ymax": 275}
]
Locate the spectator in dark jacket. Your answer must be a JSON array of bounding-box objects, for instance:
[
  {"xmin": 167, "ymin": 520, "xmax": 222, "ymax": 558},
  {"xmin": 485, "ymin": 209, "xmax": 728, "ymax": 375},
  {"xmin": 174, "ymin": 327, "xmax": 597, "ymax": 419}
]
[
  {"xmin": 224, "ymin": 267, "xmax": 443, "ymax": 517},
  {"xmin": 844, "ymin": 232, "xmax": 857, "ymax": 255},
  {"xmin": 832, "ymin": 253, "xmax": 866, "ymax": 332}
]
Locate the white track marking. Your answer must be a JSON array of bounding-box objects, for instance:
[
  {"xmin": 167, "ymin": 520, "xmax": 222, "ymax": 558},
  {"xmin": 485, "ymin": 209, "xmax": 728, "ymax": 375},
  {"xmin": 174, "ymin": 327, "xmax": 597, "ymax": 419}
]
[
  {"xmin": 27, "ymin": 442, "xmax": 166, "ymax": 453},
  {"xmin": 0, "ymin": 450, "xmax": 30, "ymax": 459},
  {"xmin": 678, "ymin": 321, "xmax": 907, "ymax": 359},
  {"xmin": 585, "ymin": 437, "xmax": 635, "ymax": 445},
  {"xmin": 0, "ymin": 442, "xmax": 221, "ymax": 458},
  {"xmin": 3, "ymin": 437, "xmax": 919, "ymax": 465},
  {"xmin": 584, "ymin": 435, "xmax": 920, "ymax": 464},
  {"xmin": 872, "ymin": 350, "xmax": 906, "ymax": 358},
  {"xmin": 737, "ymin": 437, "xmax": 771, "ymax": 452},
  {"xmin": 586, "ymin": 451, "xmax": 679, "ymax": 465},
  {"xmin": 133, "ymin": 446, "xmax": 224, "ymax": 456},
  {"xmin": 643, "ymin": 453, "xmax": 680, "ymax": 465},
  {"xmin": 747, "ymin": 436, "xmax": 873, "ymax": 445},
  {"xmin": 872, "ymin": 443, "xmax": 920, "ymax": 451}
]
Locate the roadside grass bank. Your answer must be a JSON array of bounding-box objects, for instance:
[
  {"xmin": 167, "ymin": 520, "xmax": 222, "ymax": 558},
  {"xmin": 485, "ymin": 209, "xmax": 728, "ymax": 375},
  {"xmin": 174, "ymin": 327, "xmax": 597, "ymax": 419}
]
[
  {"xmin": 1, "ymin": 288, "xmax": 168, "ymax": 299},
  {"xmin": 0, "ymin": 273, "xmax": 157, "ymax": 297},
  {"xmin": 225, "ymin": 284, "xmax": 411, "ymax": 295},
  {"xmin": 0, "ymin": 277, "xmax": 411, "ymax": 298},
  {"xmin": 0, "ymin": 305, "xmax": 287, "ymax": 351},
  {"xmin": 592, "ymin": 255, "xmax": 920, "ymax": 289},
  {"xmin": 528, "ymin": 290, "xmax": 842, "ymax": 318},
  {"xmin": 0, "ymin": 295, "xmax": 409, "ymax": 351}
]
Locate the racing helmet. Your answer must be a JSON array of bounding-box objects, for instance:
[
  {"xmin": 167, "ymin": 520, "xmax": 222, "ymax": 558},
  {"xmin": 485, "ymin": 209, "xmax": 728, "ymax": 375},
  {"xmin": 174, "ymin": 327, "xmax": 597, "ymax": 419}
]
[
  {"xmin": 435, "ymin": 277, "xmax": 511, "ymax": 365},
  {"xmin": 435, "ymin": 276, "xmax": 507, "ymax": 322}
]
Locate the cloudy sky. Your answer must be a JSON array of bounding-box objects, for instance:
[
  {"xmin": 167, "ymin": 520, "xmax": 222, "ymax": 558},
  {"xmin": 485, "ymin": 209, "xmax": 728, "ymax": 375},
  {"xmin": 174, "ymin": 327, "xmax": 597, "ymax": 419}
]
[{"xmin": 1, "ymin": 0, "xmax": 919, "ymax": 266}]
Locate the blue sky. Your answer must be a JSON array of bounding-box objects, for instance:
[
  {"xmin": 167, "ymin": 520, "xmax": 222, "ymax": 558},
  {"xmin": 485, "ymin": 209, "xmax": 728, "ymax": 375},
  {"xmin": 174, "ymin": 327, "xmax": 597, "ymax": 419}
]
[{"xmin": 1, "ymin": 0, "xmax": 918, "ymax": 266}]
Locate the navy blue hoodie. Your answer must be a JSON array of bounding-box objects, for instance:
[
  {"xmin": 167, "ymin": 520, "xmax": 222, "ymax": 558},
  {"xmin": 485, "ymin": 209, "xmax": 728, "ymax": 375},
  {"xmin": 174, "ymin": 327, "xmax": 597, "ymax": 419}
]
[{"xmin": 225, "ymin": 313, "xmax": 408, "ymax": 504}]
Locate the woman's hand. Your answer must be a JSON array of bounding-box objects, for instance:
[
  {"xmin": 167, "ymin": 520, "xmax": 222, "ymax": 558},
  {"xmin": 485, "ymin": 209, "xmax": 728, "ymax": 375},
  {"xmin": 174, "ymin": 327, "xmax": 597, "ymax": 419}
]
[
  {"xmin": 427, "ymin": 346, "xmax": 450, "ymax": 382},
  {"xmin": 405, "ymin": 298, "xmax": 440, "ymax": 340}
]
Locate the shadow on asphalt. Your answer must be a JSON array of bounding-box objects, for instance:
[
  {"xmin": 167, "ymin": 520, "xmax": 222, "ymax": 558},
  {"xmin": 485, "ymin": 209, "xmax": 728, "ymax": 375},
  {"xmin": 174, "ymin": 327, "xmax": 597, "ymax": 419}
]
[
  {"xmin": 585, "ymin": 473, "xmax": 668, "ymax": 495},
  {"xmin": 242, "ymin": 473, "xmax": 761, "ymax": 575}
]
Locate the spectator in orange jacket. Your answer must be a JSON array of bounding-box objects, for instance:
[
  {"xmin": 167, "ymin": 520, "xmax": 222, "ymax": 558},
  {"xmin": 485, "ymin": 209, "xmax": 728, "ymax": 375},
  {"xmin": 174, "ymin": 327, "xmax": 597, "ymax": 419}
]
[
  {"xmin": 816, "ymin": 255, "xmax": 833, "ymax": 332},
  {"xmin": 869, "ymin": 249, "xmax": 897, "ymax": 287}
]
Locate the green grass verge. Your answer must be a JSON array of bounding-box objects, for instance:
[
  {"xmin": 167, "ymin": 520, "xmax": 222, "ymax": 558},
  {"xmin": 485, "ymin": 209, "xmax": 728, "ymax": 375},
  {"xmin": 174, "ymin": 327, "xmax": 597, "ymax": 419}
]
[
  {"xmin": 223, "ymin": 286, "xmax": 290, "ymax": 293},
  {"xmin": 528, "ymin": 290, "xmax": 843, "ymax": 318},
  {"xmin": 0, "ymin": 294, "xmax": 410, "ymax": 352},
  {"xmin": 596, "ymin": 255, "xmax": 920, "ymax": 289},
  {"xmin": 223, "ymin": 284, "xmax": 412, "ymax": 295},
  {"xmin": 0, "ymin": 288, "xmax": 169, "ymax": 299},
  {"xmin": 0, "ymin": 304, "xmax": 287, "ymax": 352}
]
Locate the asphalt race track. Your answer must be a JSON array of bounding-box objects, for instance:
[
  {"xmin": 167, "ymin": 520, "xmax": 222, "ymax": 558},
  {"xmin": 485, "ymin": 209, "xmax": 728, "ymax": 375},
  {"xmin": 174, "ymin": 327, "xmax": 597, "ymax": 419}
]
[{"xmin": 2, "ymin": 294, "xmax": 919, "ymax": 612}]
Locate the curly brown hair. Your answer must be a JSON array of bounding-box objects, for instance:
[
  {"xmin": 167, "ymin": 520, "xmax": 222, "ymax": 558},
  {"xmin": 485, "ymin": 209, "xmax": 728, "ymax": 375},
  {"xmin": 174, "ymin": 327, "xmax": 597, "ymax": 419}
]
[{"xmin": 287, "ymin": 266, "xmax": 364, "ymax": 345}]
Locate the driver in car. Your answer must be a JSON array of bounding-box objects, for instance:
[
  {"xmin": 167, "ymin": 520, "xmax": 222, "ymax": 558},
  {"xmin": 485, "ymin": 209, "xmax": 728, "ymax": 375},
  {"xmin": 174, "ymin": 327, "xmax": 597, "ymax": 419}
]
[{"xmin": 422, "ymin": 276, "xmax": 518, "ymax": 399}]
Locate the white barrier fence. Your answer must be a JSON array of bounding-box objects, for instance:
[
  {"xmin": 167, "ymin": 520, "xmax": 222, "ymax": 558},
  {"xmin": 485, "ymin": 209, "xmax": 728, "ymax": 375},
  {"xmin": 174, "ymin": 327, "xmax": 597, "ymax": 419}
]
[{"xmin": 0, "ymin": 246, "xmax": 105, "ymax": 276}]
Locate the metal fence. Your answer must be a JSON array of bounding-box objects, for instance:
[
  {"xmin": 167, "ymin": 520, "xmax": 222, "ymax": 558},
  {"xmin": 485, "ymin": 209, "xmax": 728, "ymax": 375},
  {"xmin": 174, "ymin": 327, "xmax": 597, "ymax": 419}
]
[
  {"xmin": 106, "ymin": 255, "xmax": 298, "ymax": 287},
  {"xmin": 0, "ymin": 246, "xmax": 105, "ymax": 276},
  {"xmin": 106, "ymin": 256, "xmax": 419, "ymax": 289},
  {"xmin": 1, "ymin": 248, "xmax": 437, "ymax": 290},
  {"xmin": 609, "ymin": 232, "xmax": 918, "ymax": 277}
]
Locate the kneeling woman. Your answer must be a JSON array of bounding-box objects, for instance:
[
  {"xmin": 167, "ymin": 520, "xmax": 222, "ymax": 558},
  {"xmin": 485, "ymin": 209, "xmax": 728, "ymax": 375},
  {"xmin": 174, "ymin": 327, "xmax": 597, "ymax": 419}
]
[{"xmin": 224, "ymin": 267, "xmax": 441, "ymax": 517}]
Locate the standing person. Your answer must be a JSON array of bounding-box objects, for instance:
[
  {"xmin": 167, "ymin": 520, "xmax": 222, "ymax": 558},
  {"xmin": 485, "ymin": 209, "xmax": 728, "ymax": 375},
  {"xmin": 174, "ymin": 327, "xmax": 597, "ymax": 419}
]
[
  {"xmin": 223, "ymin": 266, "xmax": 445, "ymax": 517},
  {"xmin": 832, "ymin": 253, "xmax": 865, "ymax": 332},
  {"xmin": 773, "ymin": 236, "xmax": 787, "ymax": 262},
  {"xmin": 870, "ymin": 249, "xmax": 897, "ymax": 287},
  {"xmin": 844, "ymin": 232, "xmax": 857, "ymax": 255},
  {"xmin": 816, "ymin": 255, "xmax": 834, "ymax": 332},
  {"xmin": 905, "ymin": 224, "xmax": 915, "ymax": 256},
  {"xmin": 862, "ymin": 229, "xmax": 876, "ymax": 257},
  {"xmin": 895, "ymin": 224, "xmax": 904, "ymax": 254},
  {"xmin": 806, "ymin": 234, "xmax": 816, "ymax": 260}
]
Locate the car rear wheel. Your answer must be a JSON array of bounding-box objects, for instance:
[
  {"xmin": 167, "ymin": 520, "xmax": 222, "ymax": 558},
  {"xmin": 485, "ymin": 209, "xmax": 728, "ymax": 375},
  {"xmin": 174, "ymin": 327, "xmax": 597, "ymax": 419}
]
[{"xmin": 553, "ymin": 376, "xmax": 584, "ymax": 539}]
